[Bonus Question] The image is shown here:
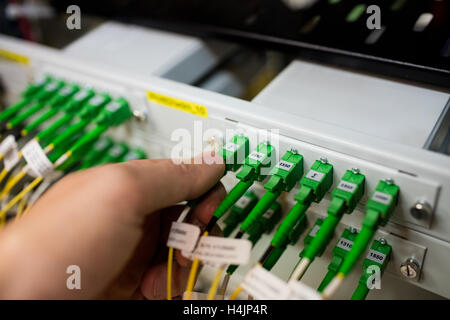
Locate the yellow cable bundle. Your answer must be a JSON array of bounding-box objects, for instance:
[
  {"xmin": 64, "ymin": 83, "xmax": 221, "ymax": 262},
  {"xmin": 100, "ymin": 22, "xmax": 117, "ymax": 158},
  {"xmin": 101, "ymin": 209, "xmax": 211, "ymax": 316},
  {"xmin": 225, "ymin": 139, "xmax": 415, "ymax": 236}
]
[{"xmin": 0, "ymin": 176, "xmax": 42, "ymax": 227}]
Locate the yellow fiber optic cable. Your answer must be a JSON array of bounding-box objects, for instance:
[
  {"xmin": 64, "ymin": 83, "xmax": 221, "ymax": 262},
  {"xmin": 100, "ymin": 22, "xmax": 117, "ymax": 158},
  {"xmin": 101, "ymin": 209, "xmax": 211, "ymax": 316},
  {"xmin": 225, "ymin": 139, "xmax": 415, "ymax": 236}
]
[
  {"xmin": 184, "ymin": 231, "xmax": 208, "ymax": 300},
  {"xmin": 207, "ymin": 267, "xmax": 224, "ymax": 300},
  {"xmin": 167, "ymin": 205, "xmax": 192, "ymax": 300}
]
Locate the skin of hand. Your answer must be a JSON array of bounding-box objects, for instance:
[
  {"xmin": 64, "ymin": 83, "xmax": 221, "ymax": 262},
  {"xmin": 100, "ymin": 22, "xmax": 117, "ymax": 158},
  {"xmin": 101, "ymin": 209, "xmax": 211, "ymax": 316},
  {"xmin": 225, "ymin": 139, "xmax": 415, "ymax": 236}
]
[{"xmin": 0, "ymin": 152, "xmax": 226, "ymax": 299}]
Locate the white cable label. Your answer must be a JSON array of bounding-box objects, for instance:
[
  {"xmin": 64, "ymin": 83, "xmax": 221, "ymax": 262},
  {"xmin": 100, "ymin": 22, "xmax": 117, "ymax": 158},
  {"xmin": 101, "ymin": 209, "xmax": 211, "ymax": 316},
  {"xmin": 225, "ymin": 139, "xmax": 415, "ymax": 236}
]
[
  {"xmin": 0, "ymin": 135, "xmax": 17, "ymax": 154},
  {"xmin": 21, "ymin": 140, "xmax": 54, "ymax": 177},
  {"xmin": 336, "ymin": 238, "xmax": 354, "ymax": 251},
  {"xmin": 0, "ymin": 135, "xmax": 20, "ymax": 171},
  {"xmin": 235, "ymin": 195, "xmax": 251, "ymax": 209},
  {"xmin": 248, "ymin": 151, "xmax": 266, "ymax": 163},
  {"xmin": 367, "ymin": 249, "xmax": 387, "ymax": 264},
  {"xmin": 189, "ymin": 236, "xmax": 251, "ymax": 265},
  {"xmin": 337, "ymin": 180, "xmax": 357, "ymax": 193},
  {"xmin": 223, "ymin": 143, "xmax": 239, "ymax": 153},
  {"xmin": 4, "ymin": 148, "xmax": 20, "ymax": 171},
  {"xmin": 167, "ymin": 222, "xmax": 201, "ymax": 252},
  {"xmin": 276, "ymin": 160, "xmax": 294, "ymax": 172},
  {"xmin": 287, "ymin": 280, "xmax": 322, "ymax": 300},
  {"xmin": 372, "ymin": 191, "xmax": 392, "ymax": 205},
  {"xmin": 241, "ymin": 265, "xmax": 291, "ymax": 300},
  {"xmin": 306, "ymin": 170, "xmax": 324, "ymax": 182}
]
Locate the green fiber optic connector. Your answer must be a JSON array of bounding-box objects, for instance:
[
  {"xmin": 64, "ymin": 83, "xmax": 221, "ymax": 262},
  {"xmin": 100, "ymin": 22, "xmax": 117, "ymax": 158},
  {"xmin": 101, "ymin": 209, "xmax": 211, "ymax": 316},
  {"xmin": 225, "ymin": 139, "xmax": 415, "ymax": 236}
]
[
  {"xmin": 219, "ymin": 134, "xmax": 249, "ymax": 172},
  {"xmin": 226, "ymin": 202, "xmax": 282, "ymax": 276},
  {"xmin": 222, "ymin": 191, "xmax": 259, "ymax": 237},
  {"xmin": 22, "ymin": 75, "xmax": 52, "ymax": 98},
  {"xmin": 205, "ymin": 142, "xmax": 276, "ymax": 232},
  {"xmin": 97, "ymin": 143, "xmax": 130, "ymax": 165},
  {"xmin": 317, "ymin": 228, "xmax": 359, "ymax": 292},
  {"xmin": 247, "ymin": 201, "xmax": 282, "ymax": 244},
  {"xmin": 68, "ymin": 98, "xmax": 133, "ymax": 158},
  {"xmin": 351, "ymin": 239, "xmax": 391, "ymax": 300},
  {"xmin": 79, "ymin": 137, "xmax": 115, "ymax": 170},
  {"xmin": 0, "ymin": 75, "xmax": 51, "ymax": 123},
  {"xmin": 336, "ymin": 180, "xmax": 399, "ymax": 278},
  {"xmin": 236, "ymin": 142, "xmax": 276, "ymax": 182},
  {"xmin": 94, "ymin": 97, "xmax": 133, "ymax": 127},
  {"xmin": 238, "ymin": 150, "xmax": 303, "ymax": 234},
  {"xmin": 299, "ymin": 218, "xmax": 325, "ymax": 258},
  {"xmin": 270, "ymin": 160, "xmax": 333, "ymax": 249},
  {"xmin": 35, "ymin": 89, "xmax": 95, "ymax": 142},
  {"xmin": 122, "ymin": 148, "xmax": 147, "ymax": 162},
  {"xmin": 301, "ymin": 170, "xmax": 365, "ymax": 263},
  {"xmin": 47, "ymin": 94, "xmax": 111, "ymax": 149},
  {"xmin": 6, "ymin": 80, "xmax": 65, "ymax": 129},
  {"xmin": 22, "ymin": 84, "xmax": 80, "ymax": 135},
  {"xmin": 79, "ymin": 93, "xmax": 112, "ymax": 121}
]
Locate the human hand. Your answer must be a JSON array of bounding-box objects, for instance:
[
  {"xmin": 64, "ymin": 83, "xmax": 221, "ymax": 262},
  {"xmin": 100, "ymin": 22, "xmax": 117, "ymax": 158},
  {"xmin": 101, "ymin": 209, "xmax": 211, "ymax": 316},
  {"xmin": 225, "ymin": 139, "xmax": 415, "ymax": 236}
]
[{"xmin": 0, "ymin": 152, "xmax": 225, "ymax": 299}]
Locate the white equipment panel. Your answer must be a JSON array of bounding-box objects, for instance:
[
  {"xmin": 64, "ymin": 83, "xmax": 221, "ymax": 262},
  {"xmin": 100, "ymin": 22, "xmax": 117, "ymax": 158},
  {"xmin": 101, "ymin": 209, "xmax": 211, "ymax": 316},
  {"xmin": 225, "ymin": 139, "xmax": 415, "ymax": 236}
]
[{"xmin": 1, "ymin": 32, "xmax": 449, "ymax": 299}]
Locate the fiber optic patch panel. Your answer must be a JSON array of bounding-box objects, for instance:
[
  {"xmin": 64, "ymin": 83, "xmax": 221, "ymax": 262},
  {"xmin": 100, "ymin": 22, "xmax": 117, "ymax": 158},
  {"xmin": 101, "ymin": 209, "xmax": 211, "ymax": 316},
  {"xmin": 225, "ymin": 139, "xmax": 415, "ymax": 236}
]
[{"xmin": 0, "ymin": 28, "xmax": 449, "ymax": 300}]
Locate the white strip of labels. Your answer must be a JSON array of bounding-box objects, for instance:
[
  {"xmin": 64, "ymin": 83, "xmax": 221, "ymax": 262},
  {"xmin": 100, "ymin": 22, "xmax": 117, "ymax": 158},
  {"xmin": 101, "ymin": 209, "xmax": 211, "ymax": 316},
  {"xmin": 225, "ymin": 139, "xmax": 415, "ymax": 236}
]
[
  {"xmin": 248, "ymin": 151, "xmax": 266, "ymax": 163},
  {"xmin": 306, "ymin": 170, "xmax": 324, "ymax": 182},
  {"xmin": 0, "ymin": 135, "xmax": 20, "ymax": 170},
  {"xmin": 167, "ymin": 222, "xmax": 201, "ymax": 252},
  {"xmin": 21, "ymin": 139, "xmax": 54, "ymax": 177},
  {"xmin": 366, "ymin": 249, "xmax": 387, "ymax": 264},
  {"xmin": 276, "ymin": 160, "xmax": 294, "ymax": 172},
  {"xmin": 372, "ymin": 191, "xmax": 392, "ymax": 205},
  {"xmin": 189, "ymin": 236, "xmax": 251, "ymax": 265},
  {"xmin": 337, "ymin": 180, "xmax": 357, "ymax": 193},
  {"xmin": 241, "ymin": 265, "xmax": 291, "ymax": 300},
  {"xmin": 336, "ymin": 237, "xmax": 354, "ymax": 251},
  {"xmin": 287, "ymin": 280, "xmax": 322, "ymax": 300}
]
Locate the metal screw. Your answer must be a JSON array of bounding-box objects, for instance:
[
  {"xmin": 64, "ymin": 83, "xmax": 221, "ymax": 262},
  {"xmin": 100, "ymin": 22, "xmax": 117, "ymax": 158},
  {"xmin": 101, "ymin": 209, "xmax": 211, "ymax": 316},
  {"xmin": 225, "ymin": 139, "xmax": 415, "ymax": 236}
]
[
  {"xmin": 289, "ymin": 148, "xmax": 298, "ymax": 154},
  {"xmin": 400, "ymin": 258, "xmax": 420, "ymax": 280},
  {"xmin": 320, "ymin": 157, "xmax": 328, "ymax": 164},
  {"xmin": 132, "ymin": 109, "xmax": 147, "ymax": 122},
  {"xmin": 349, "ymin": 227, "xmax": 358, "ymax": 234},
  {"xmin": 410, "ymin": 200, "xmax": 432, "ymax": 220},
  {"xmin": 351, "ymin": 167, "xmax": 360, "ymax": 174},
  {"xmin": 379, "ymin": 238, "xmax": 387, "ymax": 245},
  {"xmin": 385, "ymin": 178, "xmax": 394, "ymax": 185}
]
